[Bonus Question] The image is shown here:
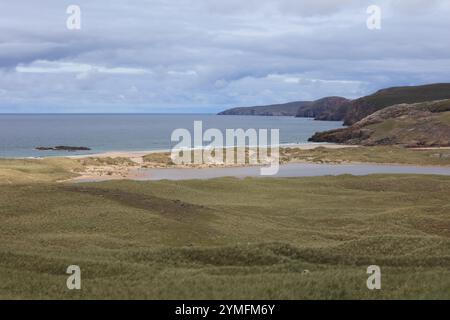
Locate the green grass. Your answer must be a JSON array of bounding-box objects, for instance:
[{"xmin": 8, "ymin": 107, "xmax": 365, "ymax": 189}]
[
  {"xmin": 0, "ymin": 158, "xmax": 82, "ymax": 184},
  {"xmin": 143, "ymin": 146, "xmax": 450, "ymax": 167},
  {"xmin": 0, "ymin": 175, "xmax": 449, "ymax": 299},
  {"xmin": 78, "ymin": 157, "xmax": 137, "ymax": 167},
  {"xmin": 280, "ymin": 146, "xmax": 450, "ymax": 166},
  {"xmin": 142, "ymin": 152, "xmax": 175, "ymax": 166},
  {"xmin": 439, "ymin": 111, "xmax": 450, "ymax": 124},
  {"xmin": 368, "ymin": 119, "xmax": 410, "ymax": 141}
]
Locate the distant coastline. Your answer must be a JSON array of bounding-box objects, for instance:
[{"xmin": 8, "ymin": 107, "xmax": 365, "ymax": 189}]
[{"xmin": 218, "ymin": 83, "xmax": 450, "ymax": 148}]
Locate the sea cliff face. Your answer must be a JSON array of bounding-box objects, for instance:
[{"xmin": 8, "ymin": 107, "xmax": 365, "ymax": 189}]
[
  {"xmin": 309, "ymin": 99, "xmax": 450, "ymax": 147},
  {"xmin": 295, "ymin": 97, "xmax": 350, "ymax": 120}
]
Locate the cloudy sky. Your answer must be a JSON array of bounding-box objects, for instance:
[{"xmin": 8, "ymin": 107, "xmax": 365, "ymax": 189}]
[{"xmin": 0, "ymin": 0, "xmax": 449, "ymax": 113}]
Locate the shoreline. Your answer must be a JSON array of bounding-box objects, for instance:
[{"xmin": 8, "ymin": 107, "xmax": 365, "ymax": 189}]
[
  {"xmin": 6, "ymin": 144, "xmax": 450, "ymax": 161},
  {"xmin": 5, "ymin": 144, "xmax": 450, "ymax": 161},
  {"xmin": 68, "ymin": 143, "xmax": 357, "ymax": 159},
  {"xmin": 1, "ymin": 142, "xmax": 353, "ymax": 160}
]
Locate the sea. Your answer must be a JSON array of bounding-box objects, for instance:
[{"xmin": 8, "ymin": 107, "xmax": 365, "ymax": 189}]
[{"xmin": 0, "ymin": 114, "xmax": 344, "ymax": 158}]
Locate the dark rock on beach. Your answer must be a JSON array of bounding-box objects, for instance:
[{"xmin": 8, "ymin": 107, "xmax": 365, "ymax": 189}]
[{"xmin": 35, "ymin": 146, "xmax": 91, "ymax": 152}]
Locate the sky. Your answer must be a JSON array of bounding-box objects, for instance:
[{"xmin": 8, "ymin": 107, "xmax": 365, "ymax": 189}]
[{"xmin": 0, "ymin": 0, "xmax": 449, "ymax": 113}]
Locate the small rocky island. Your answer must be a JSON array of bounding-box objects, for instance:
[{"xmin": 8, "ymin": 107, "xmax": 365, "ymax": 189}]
[{"xmin": 35, "ymin": 146, "xmax": 91, "ymax": 152}]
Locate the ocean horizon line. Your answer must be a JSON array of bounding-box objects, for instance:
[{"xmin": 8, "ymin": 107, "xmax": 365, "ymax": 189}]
[{"xmin": 0, "ymin": 112, "xmax": 219, "ymax": 115}]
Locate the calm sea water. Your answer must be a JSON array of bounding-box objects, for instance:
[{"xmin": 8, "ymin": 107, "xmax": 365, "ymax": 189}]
[{"xmin": 0, "ymin": 114, "xmax": 344, "ymax": 157}]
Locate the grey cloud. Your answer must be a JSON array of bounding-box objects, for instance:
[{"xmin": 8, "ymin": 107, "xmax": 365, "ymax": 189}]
[{"xmin": 0, "ymin": 0, "xmax": 449, "ymax": 112}]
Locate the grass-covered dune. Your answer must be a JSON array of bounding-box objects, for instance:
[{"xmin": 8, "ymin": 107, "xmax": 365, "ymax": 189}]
[
  {"xmin": 0, "ymin": 158, "xmax": 82, "ymax": 184},
  {"xmin": 280, "ymin": 146, "xmax": 450, "ymax": 166},
  {"xmin": 1, "ymin": 175, "xmax": 449, "ymax": 299},
  {"xmin": 141, "ymin": 146, "xmax": 450, "ymax": 168}
]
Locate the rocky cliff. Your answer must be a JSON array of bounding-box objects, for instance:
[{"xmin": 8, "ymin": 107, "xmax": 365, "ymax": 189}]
[
  {"xmin": 295, "ymin": 96, "xmax": 350, "ymax": 120},
  {"xmin": 309, "ymin": 99, "xmax": 450, "ymax": 147}
]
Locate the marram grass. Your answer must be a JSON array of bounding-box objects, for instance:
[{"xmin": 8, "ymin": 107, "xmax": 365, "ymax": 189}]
[{"xmin": 0, "ymin": 174, "xmax": 449, "ymax": 299}]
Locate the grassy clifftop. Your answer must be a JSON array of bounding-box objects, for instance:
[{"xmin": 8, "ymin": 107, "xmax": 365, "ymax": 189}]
[{"xmin": 341, "ymin": 83, "xmax": 450, "ymax": 125}]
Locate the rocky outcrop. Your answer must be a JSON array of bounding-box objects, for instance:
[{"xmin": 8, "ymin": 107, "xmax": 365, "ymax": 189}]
[{"xmin": 309, "ymin": 99, "xmax": 450, "ymax": 147}]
